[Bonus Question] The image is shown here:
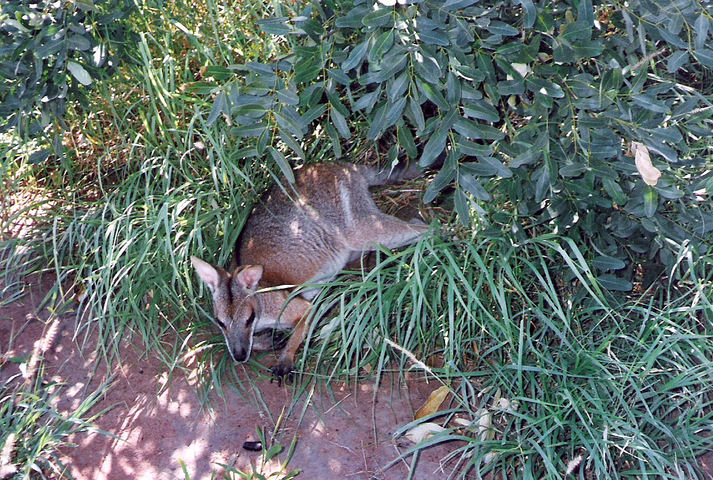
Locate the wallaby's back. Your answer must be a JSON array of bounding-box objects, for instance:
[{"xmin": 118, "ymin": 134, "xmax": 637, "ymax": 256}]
[{"xmin": 238, "ymin": 161, "xmax": 420, "ymax": 288}]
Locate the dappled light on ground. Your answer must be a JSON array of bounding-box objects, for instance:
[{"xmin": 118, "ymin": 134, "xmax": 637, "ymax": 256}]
[{"xmin": 0, "ymin": 280, "xmax": 456, "ymax": 479}]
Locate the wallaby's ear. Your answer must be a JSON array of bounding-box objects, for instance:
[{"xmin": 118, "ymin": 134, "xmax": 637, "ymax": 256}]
[
  {"xmin": 191, "ymin": 256, "xmax": 222, "ymax": 293},
  {"xmin": 235, "ymin": 265, "xmax": 263, "ymax": 291}
]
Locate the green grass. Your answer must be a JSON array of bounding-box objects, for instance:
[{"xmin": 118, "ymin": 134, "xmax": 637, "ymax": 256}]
[
  {"xmin": 0, "ymin": 341, "xmax": 111, "ymax": 479},
  {"xmin": 2, "ymin": 0, "xmax": 713, "ymax": 478}
]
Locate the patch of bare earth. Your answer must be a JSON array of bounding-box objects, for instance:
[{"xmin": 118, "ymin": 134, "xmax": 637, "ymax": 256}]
[{"xmin": 0, "ymin": 277, "xmax": 461, "ymax": 480}]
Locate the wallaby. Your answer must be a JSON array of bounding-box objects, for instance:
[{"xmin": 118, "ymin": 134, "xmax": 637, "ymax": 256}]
[{"xmin": 191, "ymin": 161, "xmax": 428, "ymax": 381}]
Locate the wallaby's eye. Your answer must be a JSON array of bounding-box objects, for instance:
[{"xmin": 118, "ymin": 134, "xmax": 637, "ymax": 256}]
[{"xmin": 215, "ymin": 318, "xmax": 226, "ymax": 329}]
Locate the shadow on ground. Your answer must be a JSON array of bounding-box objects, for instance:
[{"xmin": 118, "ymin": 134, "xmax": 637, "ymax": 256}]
[{"xmin": 0, "ymin": 276, "xmax": 460, "ymax": 480}]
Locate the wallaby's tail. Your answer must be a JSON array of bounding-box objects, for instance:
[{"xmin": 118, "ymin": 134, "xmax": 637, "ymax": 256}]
[{"xmin": 363, "ymin": 161, "xmax": 422, "ymax": 187}]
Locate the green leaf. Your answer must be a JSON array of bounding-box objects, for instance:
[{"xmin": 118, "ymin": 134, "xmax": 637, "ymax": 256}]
[
  {"xmin": 367, "ymin": 103, "xmax": 387, "ymax": 140},
  {"xmin": 68, "ymin": 34, "xmax": 91, "ymax": 51},
  {"xmin": 407, "ymin": 98, "xmax": 425, "ymax": 132},
  {"xmin": 29, "ymin": 149, "xmax": 51, "ymax": 164},
  {"xmin": 454, "ymin": 189, "xmax": 471, "ymax": 226},
  {"xmin": 354, "ymin": 87, "xmax": 382, "ymax": 111},
  {"xmin": 602, "ymin": 177, "xmax": 627, "ymax": 205},
  {"xmin": 67, "ymin": 61, "xmax": 92, "ymax": 86},
  {"xmin": 419, "ymin": 124, "xmax": 449, "ymax": 168},
  {"xmin": 423, "ymin": 162, "xmax": 456, "ymax": 203},
  {"xmin": 384, "ymin": 97, "xmax": 407, "ymax": 128},
  {"xmin": 327, "ymin": 68, "xmax": 351, "ymax": 85},
  {"xmin": 279, "ymin": 130, "xmax": 305, "ymax": 160},
  {"xmin": 420, "ymin": 29, "xmax": 450, "ymax": 46},
  {"xmin": 632, "ymin": 94, "xmax": 669, "ymax": 114},
  {"xmin": 534, "ymin": 166, "xmax": 550, "ymax": 203},
  {"xmin": 362, "ymin": 8, "xmax": 392, "ymax": 28},
  {"xmin": 517, "ymin": 0, "xmax": 536, "ymax": 28},
  {"xmin": 370, "ymin": 30, "xmax": 394, "ymax": 62},
  {"xmin": 643, "ymin": 187, "xmax": 657, "ymax": 218},
  {"xmin": 593, "ymin": 255, "xmax": 626, "ymax": 272},
  {"xmin": 273, "ymin": 110, "xmax": 304, "ymax": 139},
  {"xmin": 459, "ymin": 173, "xmax": 490, "ymax": 201},
  {"xmin": 416, "ymin": 77, "xmax": 448, "ymax": 111},
  {"xmin": 342, "ymin": 40, "xmax": 369, "ymax": 72},
  {"xmin": 397, "ymin": 124, "xmax": 418, "ymax": 159},
  {"xmin": 666, "ymin": 50, "xmax": 689, "ymax": 73},
  {"xmin": 597, "ymin": 274, "xmax": 632, "ymax": 292},
  {"xmin": 326, "ymin": 92, "xmax": 349, "ymax": 117},
  {"xmin": 488, "ymin": 21, "xmax": 519, "ymax": 37},
  {"xmin": 694, "ymin": 14, "xmax": 709, "ymax": 50},
  {"xmin": 694, "ymin": 49, "xmax": 713, "ymax": 69},
  {"xmin": 207, "ymin": 91, "xmax": 228, "ymax": 125},
  {"xmin": 462, "ymin": 100, "xmax": 499, "ymax": 123},
  {"xmin": 325, "ymin": 123, "xmax": 342, "ymax": 158},
  {"xmin": 331, "ymin": 108, "xmax": 350, "ymax": 139},
  {"xmin": 230, "ymin": 122, "xmax": 266, "ymax": 138},
  {"xmin": 268, "ymin": 147, "xmax": 295, "ymax": 184}
]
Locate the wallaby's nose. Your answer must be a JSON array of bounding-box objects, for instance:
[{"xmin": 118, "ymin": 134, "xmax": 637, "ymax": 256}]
[{"xmin": 231, "ymin": 345, "xmax": 249, "ymax": 363}]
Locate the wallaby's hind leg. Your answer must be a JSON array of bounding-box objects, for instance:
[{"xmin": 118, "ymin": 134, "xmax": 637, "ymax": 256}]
[{"xmin": 348, "ymin": 213, "xmax": 427, "ymax": 252}]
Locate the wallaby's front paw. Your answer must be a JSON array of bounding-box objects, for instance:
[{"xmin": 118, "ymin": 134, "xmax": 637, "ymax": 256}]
[{"xmin": 270, "ymin": 362, "xmax": 295, "ymax": 387}]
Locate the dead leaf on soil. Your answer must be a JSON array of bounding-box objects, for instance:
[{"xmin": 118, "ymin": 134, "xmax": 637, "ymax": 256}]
[
  {"xmin": 404, "ymin": 422, "xmax": 447, "ymax": 444},
  {"xmin": 415, "ymin": 385, "xmax": 450, "ymax": 420}
]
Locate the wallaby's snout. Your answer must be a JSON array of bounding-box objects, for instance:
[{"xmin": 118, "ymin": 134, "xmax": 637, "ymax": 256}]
[{"xmin": 227, "ymin": 340, "xmax": 250, "ymax": 363}]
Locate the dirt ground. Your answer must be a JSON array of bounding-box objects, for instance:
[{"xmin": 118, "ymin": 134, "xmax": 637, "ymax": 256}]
[{"xmin": 0, "ymin": 276, "xmax": 462, "ymax": 480}]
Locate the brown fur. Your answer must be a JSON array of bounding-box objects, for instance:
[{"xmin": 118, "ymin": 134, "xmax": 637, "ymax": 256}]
[{"xmin": 192, "ymin": 161, "xmax": 427, "ymax": 381}]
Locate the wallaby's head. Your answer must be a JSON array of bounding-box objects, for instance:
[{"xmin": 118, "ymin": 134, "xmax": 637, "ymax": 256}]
[{"xmin": 190, "ymin": 256, "xmax": 263, "ymax": 363}]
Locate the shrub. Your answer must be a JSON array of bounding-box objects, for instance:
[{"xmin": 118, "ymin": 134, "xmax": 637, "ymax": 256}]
[
  {"xmin": 205, "ymin": 0, "xmax": 713, "ymax": 289},
  {"xmin": 0, "ymin": 0, "xmax": 135, "ymax": 159}
]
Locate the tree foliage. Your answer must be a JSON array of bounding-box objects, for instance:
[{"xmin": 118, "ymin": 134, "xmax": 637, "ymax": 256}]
[
  {"xmin": 210, "ymin": 0, "xmax": 712, "ymax": 288},
  {"xmin": 0, "ymin": 0, "xmax": 134, "ymax": 158}
]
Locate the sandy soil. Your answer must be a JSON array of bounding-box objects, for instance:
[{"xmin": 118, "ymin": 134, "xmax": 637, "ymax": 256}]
[{"xmin": 0, "ymin": 277, "xmax": 462, "ymax": 480}]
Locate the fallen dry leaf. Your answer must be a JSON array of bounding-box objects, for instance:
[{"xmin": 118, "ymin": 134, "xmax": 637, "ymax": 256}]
[
  {"xmin": 415, "ymin": 385, "xmax": 450, "ymax": 420},
  {"xmin": 404, "ymin": 422, "xmax": 447, "ymax": 444},
  {"xmin": 632, "ymin": 141, "xmax": 661, "ymax": 186}
]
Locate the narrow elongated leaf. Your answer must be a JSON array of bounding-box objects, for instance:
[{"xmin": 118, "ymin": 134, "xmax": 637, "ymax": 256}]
[
  {"xmin": 370, "ymin": 30, "xmax": 394, "ymax": 62},
  {"xmin": 327, "ymin": 91, "xmax": 349, "ymax": 117},
  {"xmin": 423, "ymin": 162, "xmax": 456, "ymax": 203},
  {"xmin": 230, "ymin": 123, "xmax": 266, "ymax": 138},
  {"xmin": 417, "ymin": 77, "xmax": 448, "ymax": 111},
  {"xmin": 397, "ymin": 124, "xmax": 418, "ymax": 158},
  {"xmin": 518, "ymin": 0, "xmax": 536, "ymax": 28},
  {"xmin": 384, "ymin": 97, "xmax": 407, "ymax": 128},
  {"xmin": 597, "ymin": 274, "xmax": 633, "ymax": 291},
  {"xmin": 695, "ymin": 14, "xmax": 709, "ymax": 50},
  {"xmin": 342, "ymin": 40, "xmax": 369, "ymax": 72},
  {"xmin": 279, "ymin": 130, "xmax": 305, "ymax": 160},
  {"xmin": 207, "ymin": 91, "xmax": 228, "ymax": 125},
  {"xmin": 419, "ymin": 125, "xmax": 449, "ymax": 167},
  {"xmin": 325, "ymin": 123, "xmax": 342, "ymax": 158},
  {"xmin": 695, "ymin": 49, "xmax": 713, "ymax": 69},
  {"xmin": 268, "ymin": 147, "xmax": 295, "ymax": 184},
  {"xmin": 362, "ymin": 8, "xmax": 392, "ymax": 28},
  {"xmin": 459, "ymin": 172, "xmax": 490, "ymax": 201},
  {"xmin": 667, "ymin": 50, "xmax": 688, "ymax": 73},
  {"xmin": 273, "ymin": 110, "xmax": 304, "ymax": 139},
  {"xmin": 331, "ymin": 108, "xmax": 351, "ymax": 139},
  {"xmin": 453, "ymin": 189, "xmax": 471, "ymax": 226},
  {"xmin": 632, "ymin": 94, "xmax": 669, "ymax": 114},
  {"xmin": 367, "ymin": 103, "xmax": 388, "ymax": 140},
  {"xmin": 643, "ymin": 187, "xmax": 657, "ymax": 218},
  {"xmin": 67, "ymin": 61, "xmax": 92, "ymax": 85},
  {"xmin": 593, "ymin": 255, "xmax": 626, "ymax": 272}
]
